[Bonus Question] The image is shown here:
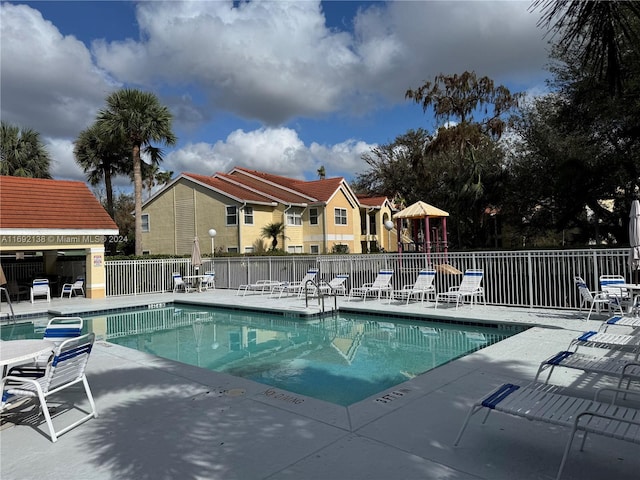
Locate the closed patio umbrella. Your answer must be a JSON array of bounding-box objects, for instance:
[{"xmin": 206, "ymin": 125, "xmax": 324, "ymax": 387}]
[
  {"xmin": 630, "ymin": 200, "xmax": 640, "ymax": 282},
  {"xmin": 191, "ymin": 237, "xmax": 202, "ymax": 272},
  {"xmin": 0, "ymin": 263, "xmax": 6, "ymax": 286}
]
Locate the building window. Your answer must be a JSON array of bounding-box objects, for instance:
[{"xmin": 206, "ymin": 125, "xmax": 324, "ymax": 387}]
[
  {"xmin": 244, "ymin": 246, "xmax": 254, "ymax": 253},
  {"xmin": 227, "ymin": 246, "xmax": 238, "ymax": 253},
  {"xmin": 287, "ymin": 245, "xmax": 303, "ymax": 254},
  {"xmin": 141, "ymin": 214, "xmax": 150, "ymax": 232},
  {"xmin": 244, "ymin": 206, "xmax": 254, "ymax": 225},
  {"xmin": 334, "ymin": 208, "xmax": 347, "ymax": 225},
  {"xmin": 226, "ymin": 206, "xmax": 238, "ymax": 226},
  {"xmin": 310, "ymin": 245, "xmax": 319, "ymax": 254},
  {"xmin": 309, "ymin": 208, "xmax": 318, "ymax": 225},
  {"xmin": 287, "ymin": 209, "xmax": 302, "ymax": 226}
]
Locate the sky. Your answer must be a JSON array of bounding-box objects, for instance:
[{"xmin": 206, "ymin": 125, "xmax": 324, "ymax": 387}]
[{"xmin": 0, "ymin": 0, "xmax": 553, "ymax": 192}]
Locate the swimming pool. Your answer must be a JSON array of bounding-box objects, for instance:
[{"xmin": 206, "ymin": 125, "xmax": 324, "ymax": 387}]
[{"xmin": 1, "ymin": 305, "xmax": 524, "ymax": 405}]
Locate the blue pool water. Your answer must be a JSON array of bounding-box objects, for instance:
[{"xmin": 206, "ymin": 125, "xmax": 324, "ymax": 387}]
[{"xmin": 2, "ymin": 305, "xmax": 523, "ymax": 405}]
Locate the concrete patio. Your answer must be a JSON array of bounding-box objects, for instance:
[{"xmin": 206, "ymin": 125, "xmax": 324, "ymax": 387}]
[{"xmin": 1, "ymin": 290, "xmax": 639, "ymax": 480}]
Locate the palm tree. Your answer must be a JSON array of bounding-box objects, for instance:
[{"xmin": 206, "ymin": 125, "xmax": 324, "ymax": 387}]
[
  {"xmin": 260, "ymin": 222, "xmax": 286, "ymax": 250},
  {"xmin": 0, "ymin": 121, "xmax": 51, "ymax": 178},
  {"xmin": 74, "ymin": 123, "xmax": 131, "ymax": 218},
  {"xmin": 97, "ymin": 89, "xmax": 177, "ymax": 255},
  {"xmin": 532, "ymin": 0, "xmax": 640, "ymax": 95},
  {"xmin": 142, "ymin": 161, "xmax": 173, "ymax": 200}
]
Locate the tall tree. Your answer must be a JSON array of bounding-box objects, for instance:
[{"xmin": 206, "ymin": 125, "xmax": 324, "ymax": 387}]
[
  {"xmin": 316, "ymin": 165, "xmax": 326, "ymax": 180},
  {"xmin": 0, "ymin": 121, "xmax": 51, "ymax": 178},
  {"xmin": 74, "ymin": 123, "xmax": 131, "ymax": 218},
  {"xmin": 260, "ymin": 222, "xmax": 286, "ymax": 250},
  {"xmin": 404, "ymin": 72, "xmax": 520, "ymax": 247},
  {"xmin": 97, "ymin": 89, "xmax": 177, "ymax": 255},
  {"xmin": 531, "ymin": 0, "xmax": 640, "ymax": 96}
]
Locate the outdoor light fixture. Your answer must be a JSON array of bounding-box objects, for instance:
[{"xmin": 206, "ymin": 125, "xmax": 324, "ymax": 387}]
[{"xmin": 208, "ymin": 228, "xmax": 217, "ymax": 258}]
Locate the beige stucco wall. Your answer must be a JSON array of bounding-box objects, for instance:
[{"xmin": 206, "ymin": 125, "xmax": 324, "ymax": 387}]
[
  {"xmin": 324, "ymin": 189, "xmax": 361, "ymax": 254},
  {"xmin": 141, "ymin": 177, "xmax": 370, "ymax": 256}
]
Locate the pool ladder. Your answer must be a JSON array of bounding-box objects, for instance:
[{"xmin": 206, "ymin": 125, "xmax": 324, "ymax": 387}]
[
  {"xmin": 0, "ymin": 286, "xmax": 17, "ymax": 323},
  {"xmin": 304, "ymin": 279, "xmax": 338, "ymax": 315}
]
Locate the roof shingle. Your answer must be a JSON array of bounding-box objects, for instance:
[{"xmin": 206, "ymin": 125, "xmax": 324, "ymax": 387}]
[{"xmin": 0, "ymin": 176, "xmax": 118, "ymax": 230}]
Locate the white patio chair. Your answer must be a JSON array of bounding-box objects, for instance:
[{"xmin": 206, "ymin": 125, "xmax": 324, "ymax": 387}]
[
  {"xmin": 454, "ymin": 382, "xmax": 640, "ymax": 480},
  {"xmin": 389, "ymin": 269, "xmax": 436, "ymax": 304},
  {"xmin": 1, "ymin": 333, "xmax": 98, "ymax": 442},
  {"xmin": 30, "ymin": 278, "xmax": 50, "ymax": 303},
  {"xmin": 435, "ymin": 269, "xmax": 484, "ymax": 309},
  {"xmin": 60, "ymin": 277, "xmax": 85, "ymax": 298},
  {"xmin": 202, "ymin": 271, "xmax": 216, "ymax": 290},
  {"xmin": 31, "ymin": 316, "xmax": 84, "ymax": 368},
  {"xmin": 574, "ymin": 276, "xmax": 619, "ymax": 320},
  {"xmin": 172, "ymin": 272, "xmax": 194, "ymax": 293},
  {"xmin": 600, "ymin": 274, "xmax": 632, "ymax": 309},
  {"xmin": 348, "ymin": 269, "xmax": 394, "ymax": 301}
]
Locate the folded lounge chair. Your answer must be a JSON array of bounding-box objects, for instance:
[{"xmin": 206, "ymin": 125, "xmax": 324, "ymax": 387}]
[
  {"xmin": 435, "ymin": 269, "xmax": 484, "ymax": 309},
  {"xmin": 1, "ymin": 333, "xmax": 98, "ymax": 442},
  {"xmin": 454, "ymin": 382, "xmax": 640, "ymax": 480},
  {"xmin": 348, "ymin": 269, "xmax": 394, "ymax": 301},
  {"xmin": 389, "ymin": 269, "xmax": 436, "ymax": 304}
]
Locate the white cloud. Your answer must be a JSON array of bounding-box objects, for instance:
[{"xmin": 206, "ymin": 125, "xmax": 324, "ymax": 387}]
[
  {"xmin": 1, "ymin": 1, "xmax": 551, "ymax": 185},
  {"xmin": 0, "ymin": 3, "xmax": 117, "ymax": 138},
  {"xmin": 165, "ymin": 127, "xmax": 375, "ymax": 181}
]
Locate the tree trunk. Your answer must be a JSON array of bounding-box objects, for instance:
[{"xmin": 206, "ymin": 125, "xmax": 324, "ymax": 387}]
[{"xmin": 133, "ymin": 143, "xmax": 143, "ymax": 256}]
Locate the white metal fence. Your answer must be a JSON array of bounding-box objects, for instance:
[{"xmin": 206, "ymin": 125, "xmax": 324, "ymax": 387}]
[{"xmin": 105, "ymin": 248, "xmax": 635, "ymax": 310}]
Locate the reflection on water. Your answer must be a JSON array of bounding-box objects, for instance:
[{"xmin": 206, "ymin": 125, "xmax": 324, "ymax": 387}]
[{"xmin": 1, "ymin": 306, "xmax": 522, "ymax": 405}]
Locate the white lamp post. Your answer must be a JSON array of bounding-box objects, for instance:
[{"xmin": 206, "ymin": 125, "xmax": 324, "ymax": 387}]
[
  {"xmin": 208, "ymin": 228, "xmax": 217, "ymax": 258},
  {"xmin": 384, "ymin": 220, "xmax": 394, "ymax": 252}
]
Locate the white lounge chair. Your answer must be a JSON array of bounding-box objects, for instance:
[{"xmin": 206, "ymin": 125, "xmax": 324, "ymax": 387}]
[
  {"xmin": 534, "ymin": 349, "xmax": 640, "ymax": 388},
  {"xmin": 237, "ymin": 279, "xmax": 282, "ymax": 296},
  {"xmin": 569, "ymin": 329, "xmax": 640, "ymax": 354},
  {"xmin": 389, "ymin": 269, "xmax": 436, "ymax": 304},
  {"xmin": 271, "ymin": 268, "xmax": 320, "ymax": 298},
  {"xmin": 348, "ymin": 269, "xmax": 394, "ymax": 301},
  {"xmin": 30, "ymin": 278, "xmax": 50, "ymax": 303},
  {"xmin": 435, "ymin": 269, "xmax": 484, "ymax": 309},
  {"xmin": 60, "ymin": 277, "xmax": 85, "ymax": 298},
  {"xmin": 307, "ymin": 274, "xmax": 349, "ymax": 297},
  {"xmin": 454, "ymin": 382, "xmax": 640, "ymax": 480},
  {"xmin": 575, "ymin": 276, "xmax": 621, "ymax": 320},
  {"xmin": 1, "ymin": 333, "xmax": 98, "ymax": 442}
]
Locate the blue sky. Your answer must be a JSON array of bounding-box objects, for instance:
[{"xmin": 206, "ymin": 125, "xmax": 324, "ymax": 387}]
[{"xmin": 1, "ymin": 1, "xmax": 552, "ymax": 191}]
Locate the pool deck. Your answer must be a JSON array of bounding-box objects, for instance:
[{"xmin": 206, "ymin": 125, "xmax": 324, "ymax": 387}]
[{"xmin": 1, "ymin": 290, "xmax": 639, "ymax": 480}]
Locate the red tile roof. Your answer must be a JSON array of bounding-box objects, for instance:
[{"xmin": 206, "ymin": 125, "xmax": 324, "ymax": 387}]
[
  {"xmin": 0, "ymin": 176, "xmax": 118, "ymax": 230},
  {"xmin": 183, "ymin": 173, "xmax": 276, "ymax": 204},
  {"xmin": 357, "ymin": 195, "xmax": 390, "ymax": 208}
]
